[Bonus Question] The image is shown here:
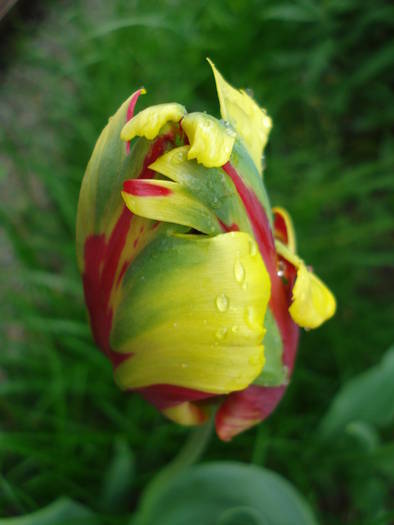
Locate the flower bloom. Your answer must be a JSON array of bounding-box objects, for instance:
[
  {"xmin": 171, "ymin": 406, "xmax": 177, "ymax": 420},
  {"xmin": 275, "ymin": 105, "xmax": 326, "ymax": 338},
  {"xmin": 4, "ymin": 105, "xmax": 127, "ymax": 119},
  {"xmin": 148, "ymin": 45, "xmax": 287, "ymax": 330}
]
[{"xmin": 76, "ymin": 60, "xmax": 336, "ymax": 440}]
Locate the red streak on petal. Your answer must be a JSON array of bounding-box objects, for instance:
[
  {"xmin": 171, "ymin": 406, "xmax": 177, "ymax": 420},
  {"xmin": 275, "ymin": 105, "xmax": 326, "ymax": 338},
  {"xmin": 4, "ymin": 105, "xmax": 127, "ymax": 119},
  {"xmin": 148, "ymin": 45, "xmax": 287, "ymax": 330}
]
[
  {"xmin": 83, "ymin": 134, "xmax": 175, "ymax": 367},
  {"xmin": 273, "ymin": 210, "xmax": 288, "ymax": 245},
  {"xmin": 215, "ymin": 163, "xmax": 300, "ymax": 441},
  {"xmin": 216, "ymin": 385, "xmax": 286, "ymax": 441},
  {"xmin": 116, "ymin": 259, "xmax": 130, "ymax": 287},
  {"xmin": 222, "ymin": 162, "xmax": 298, "ymax": 370},
  {"xmin": 126, "ymin": 88, "xmax": 145, "ymax": 154},
  {"xmin": 123, "ymin": 179, "xmax": 172, "ymax": 197},
  {"xmin": 83, "ymin": 206, "xmax": 132, "ymax": 361},
  {"xmin": 217, "ymin": 218, "xmax": 240, "ymax": 232},
  {"xmin": 137, "ymin": 384, "xmax": 214, "ymax": 410}
]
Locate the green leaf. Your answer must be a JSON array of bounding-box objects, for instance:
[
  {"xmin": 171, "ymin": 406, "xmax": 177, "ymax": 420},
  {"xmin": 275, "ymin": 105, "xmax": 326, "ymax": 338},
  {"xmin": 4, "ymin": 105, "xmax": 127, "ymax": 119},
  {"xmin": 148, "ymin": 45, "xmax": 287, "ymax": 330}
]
[
  {"xmin": 134, "ymin": 462, "xmax": 317, "ymax": 525},
  {"xmin": 0, "ymin": 498, "xmax": 99, "ymax": 525},
  {"xmin": 319, "ymin": 346, "xmax": 394, "ymax": 440}
]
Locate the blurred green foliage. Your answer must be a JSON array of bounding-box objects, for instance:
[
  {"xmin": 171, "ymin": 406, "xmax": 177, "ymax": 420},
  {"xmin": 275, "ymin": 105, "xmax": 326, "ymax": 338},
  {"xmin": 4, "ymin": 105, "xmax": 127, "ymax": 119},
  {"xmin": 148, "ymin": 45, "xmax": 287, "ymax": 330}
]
[{"xmin": 0, "ymin": 0, "xmax": 393, "ymax": 523}]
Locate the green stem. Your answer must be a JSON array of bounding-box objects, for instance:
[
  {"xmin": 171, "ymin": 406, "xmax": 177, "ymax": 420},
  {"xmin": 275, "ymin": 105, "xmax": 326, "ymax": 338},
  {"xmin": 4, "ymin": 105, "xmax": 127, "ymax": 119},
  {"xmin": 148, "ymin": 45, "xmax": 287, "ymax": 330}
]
[{"xmin": 133, "ymin": 418, "xmax": 213, "ymax": 524}]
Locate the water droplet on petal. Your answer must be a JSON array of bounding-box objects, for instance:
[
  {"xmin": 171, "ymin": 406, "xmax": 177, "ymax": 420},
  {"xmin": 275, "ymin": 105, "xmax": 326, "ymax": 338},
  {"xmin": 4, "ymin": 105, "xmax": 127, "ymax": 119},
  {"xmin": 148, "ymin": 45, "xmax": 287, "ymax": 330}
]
[
  {"xmin": 234, "ymin": 259, "xmax": 245, "ymax": 284},
  {"xmin": 277, "ymin": 260, "xmax": 286, "ymax": 278},
  {"xmin": 216, "ymin": 293, "xmax": 229, "ymax": 312}
]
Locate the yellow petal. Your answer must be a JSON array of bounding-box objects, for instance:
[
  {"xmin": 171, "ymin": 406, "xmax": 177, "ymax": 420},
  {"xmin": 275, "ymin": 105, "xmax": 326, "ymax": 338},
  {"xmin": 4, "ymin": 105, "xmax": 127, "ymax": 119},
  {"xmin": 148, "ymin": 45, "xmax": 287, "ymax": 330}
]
[
  {"xmin": 181, "ymin": 112, "xmax": 236, "ymax": 167},
  {"xmin": 275, "ymin": 241, "xmax": 336, "ymax": 329},
  {"xmin": 273, "ymin": 206, "xmax": 297, "ymax": 253},
  {"xmin": 207, "ymin": 58, "xmax": 272, "ymax": 174},
  {"xmin": 120, "ymin": 103, "xmax": 186, "ymax": 142},
  {"xmin": 112, "ymin": 232, "xmax": 271, "ymax": 394}
]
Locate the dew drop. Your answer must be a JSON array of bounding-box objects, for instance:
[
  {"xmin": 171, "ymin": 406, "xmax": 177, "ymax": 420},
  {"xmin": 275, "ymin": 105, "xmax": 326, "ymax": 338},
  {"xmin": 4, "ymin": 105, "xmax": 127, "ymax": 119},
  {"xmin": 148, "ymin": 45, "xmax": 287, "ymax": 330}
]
[
  {"xmin": 277, "ymin": 260, "xmax": 286, "ymax": 278},
  {"xmin": 216, "ymin": 293, "xmax": 229, "ymax": 312},
  {"xmin": 234, "ymin": 259, "xmax": 245, "ymax": 283}
]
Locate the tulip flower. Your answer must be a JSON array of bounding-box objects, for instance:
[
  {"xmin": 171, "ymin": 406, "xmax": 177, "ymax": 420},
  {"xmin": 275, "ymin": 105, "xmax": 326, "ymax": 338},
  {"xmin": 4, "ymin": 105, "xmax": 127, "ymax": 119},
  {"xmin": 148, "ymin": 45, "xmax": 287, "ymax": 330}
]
[{"xmin": 76, "ymin": 60, "xmax": 336, "ymax": 441}]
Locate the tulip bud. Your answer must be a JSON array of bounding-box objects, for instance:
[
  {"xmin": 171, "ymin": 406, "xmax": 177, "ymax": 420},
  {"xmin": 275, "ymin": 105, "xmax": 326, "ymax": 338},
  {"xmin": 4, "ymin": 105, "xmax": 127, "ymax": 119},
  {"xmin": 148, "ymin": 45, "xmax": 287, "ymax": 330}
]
[{"xmin": 76, "ymin": 60, "xmax": 336, "ymax": 441}]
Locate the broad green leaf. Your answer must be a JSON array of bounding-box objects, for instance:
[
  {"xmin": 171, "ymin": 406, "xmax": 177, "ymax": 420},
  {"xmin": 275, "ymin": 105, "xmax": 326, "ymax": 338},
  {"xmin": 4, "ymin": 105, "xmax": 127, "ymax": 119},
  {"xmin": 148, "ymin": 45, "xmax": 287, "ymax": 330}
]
[
  {"xmin": 319, "ymin": 346, "xmax": 394, "ymax": 440},
  {"xmin": 134, "ymin": 462, "xmax": 317, "ymax": 525},
  {"xmin": 0, "ymin": 498, "xmax": 98, "ymax": 525}
]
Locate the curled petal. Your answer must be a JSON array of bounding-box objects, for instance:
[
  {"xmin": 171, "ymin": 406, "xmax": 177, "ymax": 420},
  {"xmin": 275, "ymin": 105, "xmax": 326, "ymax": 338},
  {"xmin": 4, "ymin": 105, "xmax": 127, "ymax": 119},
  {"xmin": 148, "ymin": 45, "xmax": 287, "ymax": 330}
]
[
  {"xmin": 120, "ymin": 103, "xmax": 186, "ymax": 142},
  {"xmin": 276, "ymin": 241, "xmax": 336, "ymax": 329},
  {"xmin": 182, "ymin": 112, "xmax": 236, "ymax": 167},
  {"xmin": 208, "ymin": 58, "xmax": 272, "ymax": 174},
  {"xmin": 273, "ymin": 206, "xmax": 297, "ymax": 253},
  {"xmin": 111, "ymin": 232, "xmax": 271, "ymax": 394},
  {"xmin": 121, "ymin": 179, "xmax": 222, "ymax": 235}
]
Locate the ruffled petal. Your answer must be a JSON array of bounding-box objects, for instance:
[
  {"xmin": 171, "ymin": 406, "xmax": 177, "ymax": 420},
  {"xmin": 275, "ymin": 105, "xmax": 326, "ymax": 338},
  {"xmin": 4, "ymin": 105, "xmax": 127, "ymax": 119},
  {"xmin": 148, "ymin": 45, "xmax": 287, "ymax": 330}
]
[
  {"xmin": 276, "ymin": 241, "xmax": 336, "ymax": 329},
  {"xmin": 208, "ymin": 58, "xmax": 272, "ymax": 174},
  {"xmin": 182, "ymin": 112, "xmax": 236, "ymax": 167},
  {"xmin": 110, "ymin": 232, "xmax": 271, "ymax": 394},
  {"xmin": 121, "ymin": 178, "xmax": 222, "ymax": 235},
  {"xmin": 149, "ymin": 146, "xmax": 250, "ymax": 233},
  {"xmin": 120, "ymin": 103, "xmax": 186, "ymax": 142}
]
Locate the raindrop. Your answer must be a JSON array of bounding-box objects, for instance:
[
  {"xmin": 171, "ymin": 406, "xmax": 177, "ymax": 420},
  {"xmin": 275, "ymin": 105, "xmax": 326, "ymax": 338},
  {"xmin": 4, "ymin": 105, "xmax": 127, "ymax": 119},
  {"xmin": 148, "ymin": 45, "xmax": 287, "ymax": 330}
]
[
  {"xmin": 277, "ymin": 260, "xmax": 286, "ymax": 278},
  {"xmin": 216, "ymin": 293, "xmax": 229, "ymax": 312},
  {"xmin": 234, "ymin": 259, "xmax": 245, "ymax": 284}
]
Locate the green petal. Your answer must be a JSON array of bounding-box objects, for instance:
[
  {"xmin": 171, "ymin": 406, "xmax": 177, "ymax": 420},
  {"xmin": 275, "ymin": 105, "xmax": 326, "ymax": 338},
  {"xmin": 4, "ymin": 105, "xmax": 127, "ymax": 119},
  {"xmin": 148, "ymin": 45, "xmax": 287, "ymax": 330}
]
[
  {"xmin": 111, "ymin": 232, "xmax": 271, "ymax": 394},
  {"xmin": 253, "ymin": 309, "xmax": 287, "ymax": 387},
  {"xmin": 121, "ymin": 179, "xmax": 222, "ymax": 234},
  {"xmin": 149, "ymin": 146, "xmax": 250, "ymax": 232}
]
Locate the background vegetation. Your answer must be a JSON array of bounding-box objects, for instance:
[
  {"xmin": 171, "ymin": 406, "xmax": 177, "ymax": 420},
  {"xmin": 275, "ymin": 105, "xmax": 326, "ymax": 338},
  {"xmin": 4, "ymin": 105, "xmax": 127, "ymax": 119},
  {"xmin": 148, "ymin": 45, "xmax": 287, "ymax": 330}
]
[{"xmin": 0, "ymin": 0, "xmax": 393, "ymax": 523}]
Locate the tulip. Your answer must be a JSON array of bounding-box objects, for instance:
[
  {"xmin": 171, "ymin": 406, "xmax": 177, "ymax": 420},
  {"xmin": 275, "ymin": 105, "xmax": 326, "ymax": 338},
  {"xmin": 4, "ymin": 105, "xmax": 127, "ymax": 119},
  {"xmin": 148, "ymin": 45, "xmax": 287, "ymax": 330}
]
[{"xmin": 76, "ymin": 60, "xmax": 336, "ymax": 441}]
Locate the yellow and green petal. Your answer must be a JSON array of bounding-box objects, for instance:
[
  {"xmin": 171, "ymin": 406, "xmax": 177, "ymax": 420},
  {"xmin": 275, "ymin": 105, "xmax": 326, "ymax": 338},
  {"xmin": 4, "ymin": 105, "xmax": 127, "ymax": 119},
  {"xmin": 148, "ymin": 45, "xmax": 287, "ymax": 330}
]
[
  {"xmin": 208, "ymin": 58, "xmax": 272, "ymax": 174},
  {"xmin": 149, "ymin": 146, "xmax": 251, "ymax": 232},
  {"xmin": 120, "ymin": 103, "xmax": 186, "ymax": 142},
  {"xmin": 276, "ymin": 241, "xmax": 336, "ymax": 329},
  {"xmin": 121, "ymin": 178, "xmax": 223, "ymax": 235},
  {"xmin": 111, "ymin": 231, "xmax": 271, "ymax": 395},
  {"xmin": 182, "ymin": 112, "xmax": 236, "ymax": 167}
]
